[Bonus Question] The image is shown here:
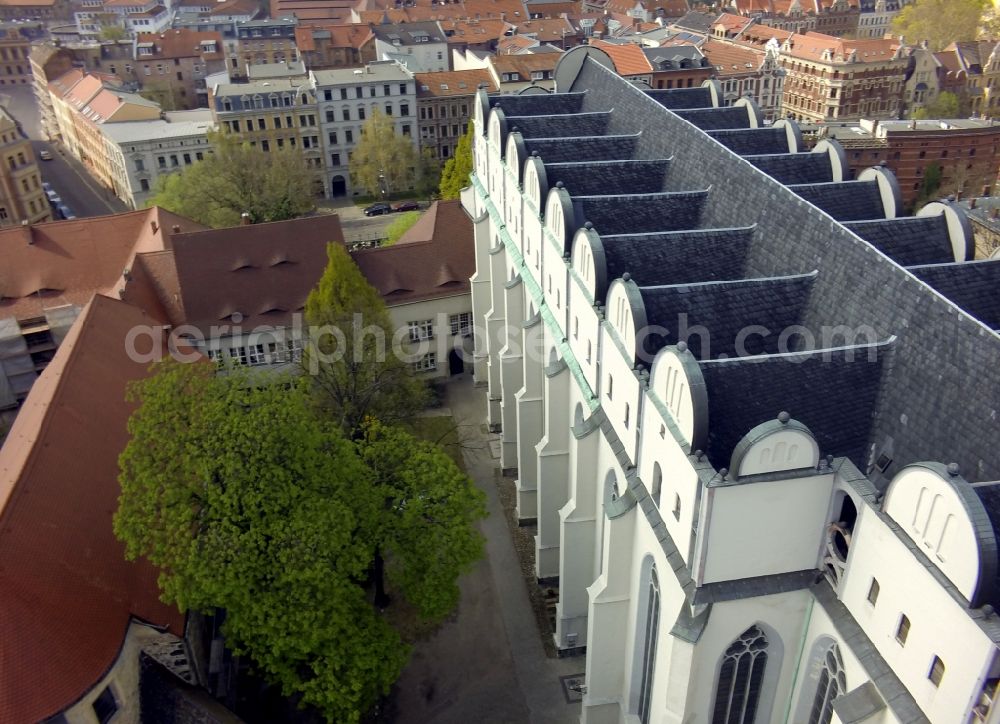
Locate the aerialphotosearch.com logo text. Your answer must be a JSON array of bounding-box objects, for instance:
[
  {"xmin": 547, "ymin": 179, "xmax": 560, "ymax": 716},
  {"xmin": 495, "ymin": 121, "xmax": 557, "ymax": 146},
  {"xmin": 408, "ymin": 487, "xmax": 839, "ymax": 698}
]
[{"xmin": 123, "ymin": 312, "xmax": 883, "ymax": 370}]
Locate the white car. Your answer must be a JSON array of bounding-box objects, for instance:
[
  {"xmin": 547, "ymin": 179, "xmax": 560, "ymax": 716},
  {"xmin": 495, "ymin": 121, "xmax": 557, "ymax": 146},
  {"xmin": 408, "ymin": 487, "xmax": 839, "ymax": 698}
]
[{"xmin": 38, "ymin": 149, "xmax": 52, "ymax": 161}]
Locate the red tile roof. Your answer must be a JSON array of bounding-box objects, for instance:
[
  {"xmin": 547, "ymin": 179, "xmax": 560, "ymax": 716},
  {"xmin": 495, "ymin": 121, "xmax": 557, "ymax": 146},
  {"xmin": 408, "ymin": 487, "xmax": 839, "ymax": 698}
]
[
  {"xmin": 591, "ymin": 38, "xmax": 653, "ymax": 76},
  {"xmin": 492, "ymin": 50, "xmax": 562, "ymax": 75},
  {"xmin": 783, "ymin": 31, "xmax": 901, "ymax": 63},
  {"xmin": 162, "ymin": 214, "xmax": 345, "ymax": 333},
  {"xmin": 701, "ymin": 38, "xmax": 764, "ymax": 75},
  {"xmin": 0, "ymin": 208, "xmax": 203, "ymax": 322},
  {"xmin": 0, "ymin": 294, "xmax": 186, "ymax": 723},
  {"xmin": 352, "ymin": 200, "xmax": 473, "ymax": 304},
  {"xmin": 135, "ymin": 29, "xmax": 224, "ymax": 60},
  {"xmin": 416, "ymin": 68, "xmax": 497, "ymax": 97}
]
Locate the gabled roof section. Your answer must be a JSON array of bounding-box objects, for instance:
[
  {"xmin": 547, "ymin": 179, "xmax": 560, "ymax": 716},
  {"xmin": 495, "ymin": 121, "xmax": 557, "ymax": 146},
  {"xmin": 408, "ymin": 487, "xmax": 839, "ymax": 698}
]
[
  {"xmin": 907, "ymin": 259, "xmax": 1000, "ymax": 331},
  {"xmin": 167, "ymin": 215, "xmax": 344, "ymax": 333},
  {"xmin": 0, "ymin": 207, "xmax": 202, "ymax": 322},
  {"xmin": 0, "ymin": 295, "xmax": 186, "ymax": 723},
  {"xmin": 415, "ymin": 68, "xmax": 497, "ymax": 97},
  {"xmin": 351, "ymin": 200, "xmax": 474, "ymax": 304},
  {"xmin": 591, "ymin": 38, "xmax": 654, "ymax": 75}
]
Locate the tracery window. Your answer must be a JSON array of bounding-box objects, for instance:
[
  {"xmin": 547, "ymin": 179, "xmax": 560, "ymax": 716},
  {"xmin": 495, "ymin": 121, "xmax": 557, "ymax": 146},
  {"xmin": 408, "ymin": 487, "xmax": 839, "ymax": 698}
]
[
  {"xmin": 808, "ymin": 643, "xmax": 846, "ymax": 724},
  {"xmin": 712, "ymin": 625, "xmax": 769, "ymax": 724}
]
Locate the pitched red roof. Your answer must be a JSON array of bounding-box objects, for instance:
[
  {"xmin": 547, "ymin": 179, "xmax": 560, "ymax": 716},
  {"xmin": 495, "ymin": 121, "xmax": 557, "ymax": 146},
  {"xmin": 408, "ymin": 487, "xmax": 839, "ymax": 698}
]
[
  {"xmin": 163, "ymin": 214, "xmax": 345, "ymax": 333},
  {"xmin": 0, "ymin": 207, "xmax": 203, "ymax": 322},
  {"xmin": 416, "ymin": 68, "xmax": 497, "ymax": 97},
  {"xmin": 352, "ymin": 200, "xmax": 474, "ymax": 304},
  {"xmin": 591, "ymin": 38, "xmax": 653, "ymax": 76},
  {"xmin": 135, "ymin": 29, "xmax": 224, "ymax": 60},
  {"xmin": 701, "ymin": 37, "xmax": 764, "ymax": 75},
  {"xmin": 0, "ymin": 294, "xmax": 186, "ymax": 723}
]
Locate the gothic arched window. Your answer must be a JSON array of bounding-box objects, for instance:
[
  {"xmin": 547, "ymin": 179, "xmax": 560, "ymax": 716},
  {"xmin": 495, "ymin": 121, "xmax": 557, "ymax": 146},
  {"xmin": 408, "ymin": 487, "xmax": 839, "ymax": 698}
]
[
  {"xmin": 808, "ymin": 643, "xmax": 846, "ymax": 724},
  {"xmin": 712, "ymin": 625, "xmax": 769, "ymax": 724}
]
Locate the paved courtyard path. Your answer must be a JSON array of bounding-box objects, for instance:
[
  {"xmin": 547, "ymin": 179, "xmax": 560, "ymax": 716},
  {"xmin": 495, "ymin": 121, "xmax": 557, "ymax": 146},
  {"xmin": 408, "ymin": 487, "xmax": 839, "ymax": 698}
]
[{"xmin": 391, "ymin": 375, "xmax": 582, "ymax": 724}]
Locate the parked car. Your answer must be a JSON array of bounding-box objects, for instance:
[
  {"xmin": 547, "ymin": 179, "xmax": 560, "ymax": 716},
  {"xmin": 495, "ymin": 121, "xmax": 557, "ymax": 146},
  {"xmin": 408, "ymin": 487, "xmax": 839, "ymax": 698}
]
[
  {"xmin": 363, "ymin": 202, "xmax": 391, "ymax": 216},
  {"xmin": 46, "ymin": 190, "xmax": 61, "ymax": 205},
  {"xmin": 392, "ymin": 200, "xmax": 420, "ymax": 212},
  {"xmin": 56, "ymin": 203, "xmax": 75, "ymax": 219},
  {"xmin": 38, "ymin": 149, "xmax": 52, "ymax": 161},
  {"xmin": 42, "ymin": 181, "xmax": 52, "ymax": 193}
]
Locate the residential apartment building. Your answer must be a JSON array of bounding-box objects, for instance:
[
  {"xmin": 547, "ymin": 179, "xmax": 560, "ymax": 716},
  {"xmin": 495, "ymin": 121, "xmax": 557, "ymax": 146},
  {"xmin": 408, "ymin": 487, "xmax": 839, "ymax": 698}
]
[
  {"xmin": 0, "ymin": 22, "xmax": 42, "ymax": 86},
  {"xmin": 293, "ymin": 23, "xmax": 375, "ymax": 71},
  {"xmin": 0, "ymin": 106, "xmax": 49, "ymax": 226},
  {"xmin": 779, "ymin": 32, "xmax": 906, "ymax": 123},
  {"xmin": 701, "ymin": 37, "xmax": 786, "ymax": 121},
  {"xmin": 817, "ymin": 117, "xmax": 1000, "ymax": 207},
  {"xmin": 231, "ymin": 18, "xmax": 299, "ymax": 79},
  {"xmin": 936, "ymin": 41, "xmax": 1000, "ymax": 119},
  {"xmin": 902, "ymin": 43, "xmax": 941, "ymax": 116},
  {"xmin": 133, "ymin": 30, "xmax": 227, "ymax": 110},
  {"xmin": 467, "ymin": 48, "xmax": 1000, "ymax": 724},
  {"xmin": 728, "ymin": 0, "xmax": 861, "ymax": 36},
  {"xmin": 454, "ymin": 48, "xmax": 561, "ymax": 92},
  {"xmin": 210, "ymin": 75, "xmax": 323, "ymax": 188},
  {"xmin": 100, "ymin": 110, "xmax": 215, "ymax": 208},
  {"xmin": 372, "ymin": 22, "xmax": 450, "ymax": 74},
  {"xmin": 312, "ymin": 60, "xmax": 416, "ymax": 197},
  {"xmin": 0, "ymin": 0, "xmax": 71, "ymax": 21},
  {"xmin": 416, "ymin": 68, "xmax": 496, "ymax": 160},
  {"xmin": 856, "ymin": 0, "xmax": 902, "ymax": 39},
  {"xmin": 100, "ymin": 0, "xmax": 172, "ymax": 35}
]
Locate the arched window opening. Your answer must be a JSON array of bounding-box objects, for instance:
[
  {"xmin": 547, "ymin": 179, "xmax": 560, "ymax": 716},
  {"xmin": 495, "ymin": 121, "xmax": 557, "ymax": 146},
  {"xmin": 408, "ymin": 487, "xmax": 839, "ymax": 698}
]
[
  {"xmin": 712, "ymin": 625, "xmax": 769, "ymax": 724},
  {"xmin": 637, "ymin": 568, "xmax": 660, "ymax": 724},
  {"xmin": 808, "ymin": 643, "xmax": 846, "ymax": 724}
]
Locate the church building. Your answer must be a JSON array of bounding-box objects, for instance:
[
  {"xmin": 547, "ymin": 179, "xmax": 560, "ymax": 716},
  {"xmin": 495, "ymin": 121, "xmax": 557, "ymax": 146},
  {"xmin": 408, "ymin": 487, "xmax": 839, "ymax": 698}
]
[{"xmin": 464, "ymin": 44, "xmax": 1000, "ymax": 724}]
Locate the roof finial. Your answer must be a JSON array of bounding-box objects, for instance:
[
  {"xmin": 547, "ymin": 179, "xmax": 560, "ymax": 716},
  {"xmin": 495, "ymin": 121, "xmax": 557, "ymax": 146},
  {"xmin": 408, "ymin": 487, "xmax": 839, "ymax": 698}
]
[
  {"xmin": 778, "ymin": 411, "xmax": 791, "ymax": 424},
  {"xmin": 946, "ymin": 462, "xmax": 961, "ymax": 476}
]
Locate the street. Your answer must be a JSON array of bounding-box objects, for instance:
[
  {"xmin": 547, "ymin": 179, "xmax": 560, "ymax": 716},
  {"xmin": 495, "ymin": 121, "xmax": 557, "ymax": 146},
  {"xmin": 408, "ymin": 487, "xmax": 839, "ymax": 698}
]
[{"xmin": 1, "ymin": 84, "xmax": 127, "ymax": 219}]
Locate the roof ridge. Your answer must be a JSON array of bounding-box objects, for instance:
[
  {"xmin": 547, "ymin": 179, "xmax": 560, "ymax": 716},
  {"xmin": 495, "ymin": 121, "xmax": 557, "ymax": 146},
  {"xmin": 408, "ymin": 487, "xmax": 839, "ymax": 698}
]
[
  {"xmin": 640, "ymin": 268, "xmax": 818, "ymax": 291},
  {"xmin": 697, "ymin": 335, "xmax": 897, "ymax": 365}
]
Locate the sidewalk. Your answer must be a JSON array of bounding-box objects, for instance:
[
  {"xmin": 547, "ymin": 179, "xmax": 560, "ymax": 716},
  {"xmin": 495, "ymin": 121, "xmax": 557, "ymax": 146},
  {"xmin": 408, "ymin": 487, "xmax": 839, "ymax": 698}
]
[{"xmin": 391, "ymin": 375, "xmax": 582, "ymax": 724}]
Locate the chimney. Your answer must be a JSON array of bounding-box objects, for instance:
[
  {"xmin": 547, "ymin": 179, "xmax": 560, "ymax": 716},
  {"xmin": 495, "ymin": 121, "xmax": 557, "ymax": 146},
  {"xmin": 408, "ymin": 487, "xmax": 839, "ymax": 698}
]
[
  {"xmin": 151, "ymin": 220, "xmax": 159, "ymax": 233},
  {"xmin": 991, "ymin": 207, "xmax": 999, "ymax": 219},
  {"xmin": 971, "ymin": 197, "xmax": 978, "ymax": 209},
  {"xmin": 240, "ymin": 212, "xmax": 251, "ymax": 225},
  {"xmin": 983, "ymin": 184, "xmax": 992, "ymax": 197},
  {"xmin": 172, "ymin": 224, "xmax": 181, "ymax": 233}
]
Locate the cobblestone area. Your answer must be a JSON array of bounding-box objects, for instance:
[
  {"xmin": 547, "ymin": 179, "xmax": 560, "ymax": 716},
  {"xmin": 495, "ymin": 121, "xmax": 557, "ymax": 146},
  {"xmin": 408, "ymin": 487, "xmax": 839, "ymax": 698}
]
[{"xmin": 494, "ymin": 470, "xmax": 559, "ymax": 659}]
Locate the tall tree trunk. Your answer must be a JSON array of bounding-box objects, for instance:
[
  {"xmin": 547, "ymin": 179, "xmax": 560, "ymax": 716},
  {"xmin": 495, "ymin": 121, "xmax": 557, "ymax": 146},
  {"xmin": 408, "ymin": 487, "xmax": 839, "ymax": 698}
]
[{"xmin": 373, "ymin": 547, "xmax": 390, "ymax": 608}]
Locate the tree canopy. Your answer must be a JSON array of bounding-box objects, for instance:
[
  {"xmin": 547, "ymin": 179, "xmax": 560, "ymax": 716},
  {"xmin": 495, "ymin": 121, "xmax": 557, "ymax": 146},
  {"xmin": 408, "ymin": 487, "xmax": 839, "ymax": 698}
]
[
  {"xmin": 911, "ymin": 91, "xmax": 961, "ymax": 119},
  {"xmin": 439, "ymin": 121, "xmax": 473, "ymax": 200},
  {"xmin": 114, "ymin": 362, "xmax": 407, "ymax": 723},
  {"xmin": 349, "ymin": 109, "xmax": 419, "ymax": 198},
  {"xmin": 358, "ymin": 420, "xmax": 486, "ymax": 621},
  {"xmin": 892, "ymin": 0, "xmax": 989, "ymax": 51},
  {"xmin": 148, "ymin": 131, "xmax": 315, "ymax": 227},
  {"xmin": 303, "ymin": 243, "xmax": 428, "ymax": 436}
]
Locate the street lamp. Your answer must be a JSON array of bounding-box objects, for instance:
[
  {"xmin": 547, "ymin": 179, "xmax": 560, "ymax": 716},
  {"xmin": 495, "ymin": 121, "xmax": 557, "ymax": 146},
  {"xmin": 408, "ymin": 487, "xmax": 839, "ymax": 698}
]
[{"xmin": 378, "ymin": 169, "xmax": 388, "ymax": 200}]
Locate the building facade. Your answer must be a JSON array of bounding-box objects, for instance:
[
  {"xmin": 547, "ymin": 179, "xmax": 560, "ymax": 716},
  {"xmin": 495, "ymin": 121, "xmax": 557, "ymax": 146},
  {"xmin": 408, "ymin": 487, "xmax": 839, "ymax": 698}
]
[
  {"xmin": 0, "ymin": 106, "xmax": 49, "ymax": 226},
  {"xmin": 100, "ymin": 110, "xmax": 215, "ymax": 208},
  {"xmin": 372, "ymin": 21, "xmax": 449, "ymax": 74},
  {"xmin": 466, "ymin": 47, "xmax": 1000, "ymax": 724},
  {"xmin": 818, "ymin": 117, "xmax": 1000, "ymax": 207},
  {"xmin": 311, "ymin": 60, "xmax": 416, "ymax": 197},
  {"xmin": 210, "ymin": 75, "xmax": 323, "ymax": 185},
  {"xmin": 701, "ymin": 37, "xmax": 786, "ymax": 121},
  {"xmin": 133, "ymin": 30, "xmax": 227, "ymax": 110},
  {"xmin": 779, "ymin": 32, "xmax": 906, "ymax": 123},
  {"xmin": 231, "ymin": 18, "xmax": 299, "ymax": 79},
  {"xmin": 415, "ymin": 68, "xmax": 495, "ymax": 160}
]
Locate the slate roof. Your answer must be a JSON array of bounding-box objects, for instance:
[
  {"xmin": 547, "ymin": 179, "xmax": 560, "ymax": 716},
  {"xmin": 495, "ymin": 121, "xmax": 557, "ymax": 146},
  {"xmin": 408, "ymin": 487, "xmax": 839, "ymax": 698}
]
[
  {"xmin": 543, "ymin": 159, "xmax": 671, "ymax": 196},
  {"xmin": 788, "ymin": 180, "xmax": 887, "ymax": 222},
  {"xmin": 492, "ymin": 91, "xmax": 586, "ymax": 116},
  {"xmin": 524, "ymin": 134, "xmax": 639, "ymax": 162},
  {"xmin": 506, "ymin": 111, "xmax": 611, "ymax": 138},
  {"xmin": 843, "ymin": 215, "xmax": 956, "ymax": 266},
  {"xmin": 699, "ymin": 342, "xmax": 889, "ymax": 469},
  {"xmin": 576, "ymin": 191, "xmax": 708, "ymax": 235},
  {"xmin": 907, "ymin": 259, "xmax": 1000, "ymax": 331},
  {"xmin": 674, "ymin": 105, "xmax": 752, "ymax": 130},
  {"xmin": 670, "ymin": 9, "xmax": 716, "ymax": 34},
  {"xmin": 746, "ymin": 151, "xmax": 834, "ymax": 185},
  {"xmin": 600, "ymin": 226, "xmax": 756, "ymax": 289},
  {"xmin": 645, "ymin": 85, "xmax": 715, "ymax": 110},
  {"xmin": 706, "ymin": 127, "xmax": 791, "ymax": 154},
  {"xmin": 639, "ymin": 272, "xmax": 816, "ymax": 359}
]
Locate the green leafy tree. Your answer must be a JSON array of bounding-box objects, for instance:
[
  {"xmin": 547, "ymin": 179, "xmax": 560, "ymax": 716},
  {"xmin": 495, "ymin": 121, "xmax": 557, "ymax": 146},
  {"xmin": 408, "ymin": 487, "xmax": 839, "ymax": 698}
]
[
  {"xmin": 438, "ymin": 121, "xmax": 473, "ymax": 200},
  {"xmin": 358, "ymin": 419, "xmax": 486, "ymax": 617},
  {"xmin": 416, "ymin": 146, "xmax": 441, "ymax": 198},
  {"xmin": 114, "ymin": 361, "xmax": 407, "ymax": 723},
  {"xmin": 98, "ymin": 22, "xmax": 127, "ymax": 41},
  {"xmin": 912, "ymin": 91, "xmax": 961, "ymax": 119},
  {"xmin": 384, "ymin": 209, "xmax": 420, "ymax": 245},
  {"xmin": 349, "ymin": 109, "xmax": 419, "ymax": 198},
  {"xmin": 912, "ymin": 161, "xmax": 944, "ymax": 210},
  {"xmin": 892, "ymin": 0, "xmax": 988, "ymax": 50},
  {"xmin": 149, "ymin": 131, "xmax": 315, "ymax": 227},
  {"xmin": 303, "ymin": 243, "xmax": 428, "ymax": 436}
]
